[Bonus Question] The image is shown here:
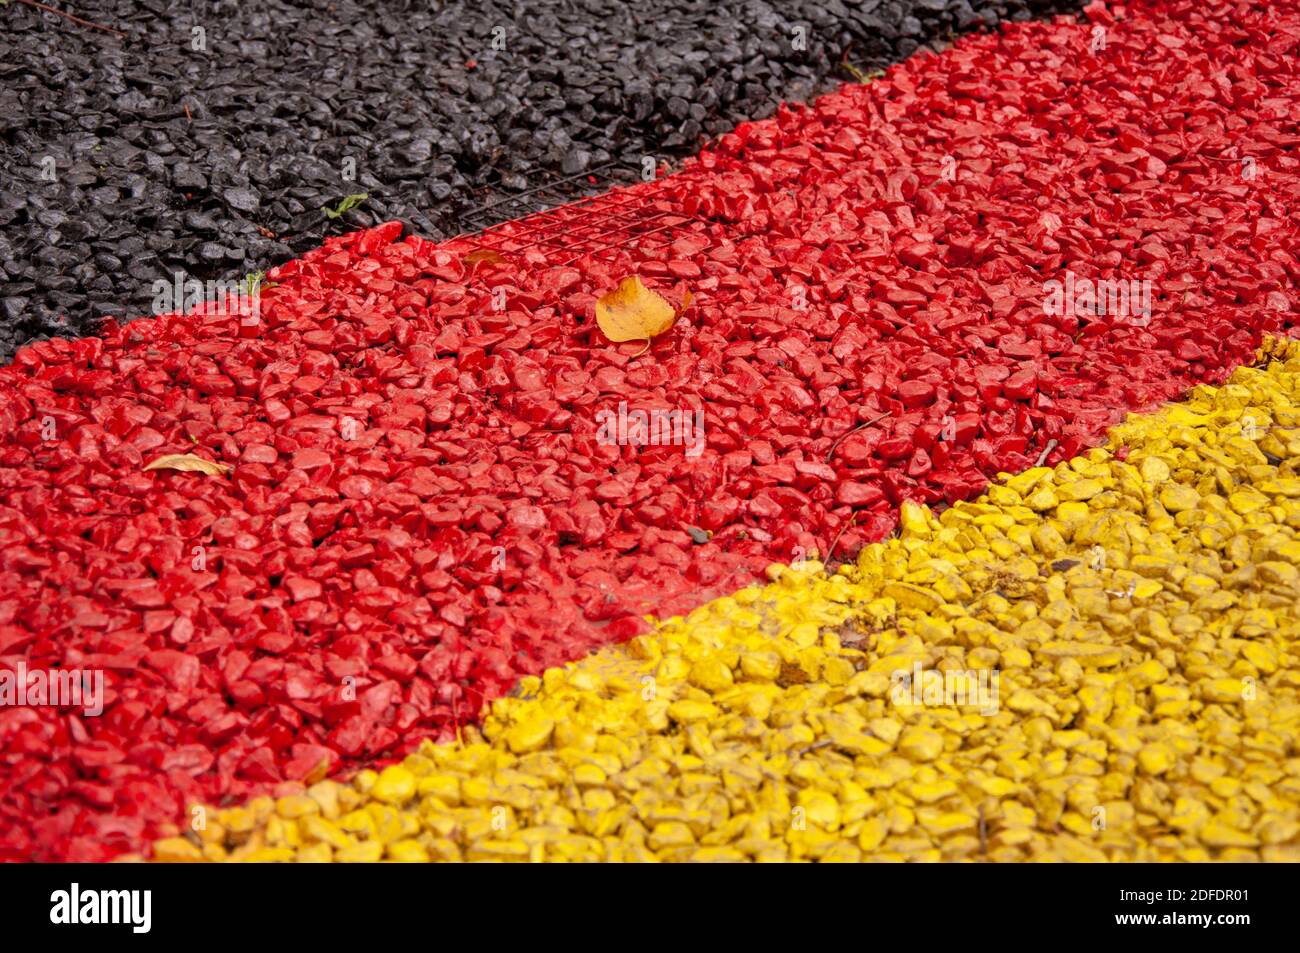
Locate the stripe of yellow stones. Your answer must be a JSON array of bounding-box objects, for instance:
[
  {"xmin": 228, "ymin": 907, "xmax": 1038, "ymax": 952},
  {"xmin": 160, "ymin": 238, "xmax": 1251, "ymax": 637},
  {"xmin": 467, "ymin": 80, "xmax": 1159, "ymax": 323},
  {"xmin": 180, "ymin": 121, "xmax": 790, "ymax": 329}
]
[{"xmin": 152, "ymin": 340, "xmax": 1300, "ymax": 862}]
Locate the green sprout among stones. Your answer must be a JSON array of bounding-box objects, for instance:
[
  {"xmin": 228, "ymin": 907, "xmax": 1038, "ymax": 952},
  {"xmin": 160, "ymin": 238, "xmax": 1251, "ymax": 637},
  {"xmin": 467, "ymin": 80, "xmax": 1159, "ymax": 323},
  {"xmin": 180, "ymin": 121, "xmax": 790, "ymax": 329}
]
[
  {"xmin": 243, "ymin": 270, "xmax": 278, "ymax": 295},
  {"xmin": 322, "ymin": 193, "xmax": 369, "ymax": 219},
  {"xmin": 842, "ymin": 63, "xmax": 885, "ymax": 83}
]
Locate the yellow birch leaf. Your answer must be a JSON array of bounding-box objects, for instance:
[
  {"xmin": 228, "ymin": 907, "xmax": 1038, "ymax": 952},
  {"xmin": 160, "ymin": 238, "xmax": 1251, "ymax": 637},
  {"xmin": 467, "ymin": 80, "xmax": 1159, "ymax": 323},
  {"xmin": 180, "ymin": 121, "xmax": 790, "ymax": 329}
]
[
  {"xmin": 595, "ymin": 276, "xmax": 677, "ymax": 345},
  {"xmin": 144, "ymin": 453, "xmax": 231, "ymax": 476}
]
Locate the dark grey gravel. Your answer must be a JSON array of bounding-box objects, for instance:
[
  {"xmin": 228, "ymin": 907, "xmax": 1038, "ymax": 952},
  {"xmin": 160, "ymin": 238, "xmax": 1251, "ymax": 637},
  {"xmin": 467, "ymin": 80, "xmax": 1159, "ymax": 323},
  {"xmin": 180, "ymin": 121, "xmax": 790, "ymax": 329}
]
[{"xmin": 0, "ymin": 0, "xmax": 1084, "ymax": 361}]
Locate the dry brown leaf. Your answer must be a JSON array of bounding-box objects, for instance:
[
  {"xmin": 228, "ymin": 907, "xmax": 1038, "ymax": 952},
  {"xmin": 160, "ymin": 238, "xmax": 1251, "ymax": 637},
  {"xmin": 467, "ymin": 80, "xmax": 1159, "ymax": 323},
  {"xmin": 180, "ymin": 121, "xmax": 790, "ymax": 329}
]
[
  {"xmin": 463, "ymin": 249, "xmax": 506, "ymax": 268},
  {"xmin": 144, "ymin": 453, "xmax": 231, "ymax": 477},
  {"xmin": 595, "ymin": 276, "xmax": 677, "ymax": 346}
]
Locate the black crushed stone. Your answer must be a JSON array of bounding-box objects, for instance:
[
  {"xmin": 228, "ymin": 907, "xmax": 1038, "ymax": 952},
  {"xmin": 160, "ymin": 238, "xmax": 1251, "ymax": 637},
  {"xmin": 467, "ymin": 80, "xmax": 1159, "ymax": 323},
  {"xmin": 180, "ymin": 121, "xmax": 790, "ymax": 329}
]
[{"xmin": 0, "ymin": 0, "xmax": 1084, "ymax": 361}]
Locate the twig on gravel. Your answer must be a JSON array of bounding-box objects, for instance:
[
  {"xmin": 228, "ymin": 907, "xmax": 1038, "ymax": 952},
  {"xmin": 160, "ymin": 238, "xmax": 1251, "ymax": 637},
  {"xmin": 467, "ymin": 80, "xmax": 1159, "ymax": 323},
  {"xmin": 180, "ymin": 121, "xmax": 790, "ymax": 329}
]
[
  {"xmin": 826, "ymin": 411, "xmax": 890, "ymax": 463},
  {"xmin": 823, "ymin": 411, "xmax": 893, "ymax": 566},
  {"xmin": 793, "ymin": 739, "xmax": 835, "ymax": 759},
  {"xmin": 1035, "ymin": 438, "xmax": 1059, "ymax": 467},
  {"xmin": 824, "ymin": 511, "xmax": 857, "ymax": 568},
  {"xmin": 12, "ymin": 0, "xmax": 127, "ymax": 38}
]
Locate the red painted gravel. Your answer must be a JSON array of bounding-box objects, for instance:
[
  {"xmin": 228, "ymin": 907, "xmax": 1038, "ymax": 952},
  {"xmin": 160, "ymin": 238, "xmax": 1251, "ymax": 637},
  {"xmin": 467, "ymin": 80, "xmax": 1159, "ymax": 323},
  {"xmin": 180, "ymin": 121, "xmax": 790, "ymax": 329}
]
[{"xmin": 1, "ymin": 0, "xmax": 1297, "ymax": 860}]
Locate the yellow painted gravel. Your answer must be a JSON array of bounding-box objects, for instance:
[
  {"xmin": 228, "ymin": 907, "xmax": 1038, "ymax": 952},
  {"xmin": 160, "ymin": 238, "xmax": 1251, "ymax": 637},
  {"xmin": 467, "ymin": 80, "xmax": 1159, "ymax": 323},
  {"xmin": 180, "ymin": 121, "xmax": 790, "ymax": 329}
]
[{"xmin": 155, "ymin": 342, "xmax": 1300, "ymax": 862}]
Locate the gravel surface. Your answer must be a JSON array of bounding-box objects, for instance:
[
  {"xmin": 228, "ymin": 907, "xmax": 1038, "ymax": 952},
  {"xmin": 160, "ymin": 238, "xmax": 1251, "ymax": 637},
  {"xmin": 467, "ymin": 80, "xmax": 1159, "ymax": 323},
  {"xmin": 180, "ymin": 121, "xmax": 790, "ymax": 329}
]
[{"xmin": 0, "ymin": 0, "xmax": 1083, "ymax": 359}]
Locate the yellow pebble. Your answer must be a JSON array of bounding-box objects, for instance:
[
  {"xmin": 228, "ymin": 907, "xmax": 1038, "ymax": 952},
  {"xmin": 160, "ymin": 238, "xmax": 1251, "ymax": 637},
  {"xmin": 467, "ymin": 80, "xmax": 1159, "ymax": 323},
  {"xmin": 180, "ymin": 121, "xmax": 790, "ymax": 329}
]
[
  {"xmin": 504, "ymin": 713, "xmax": 556, "ymax": 754},
  {"xmin": 371, "ymin": 766, "xmax": 417, "ymax": 805},
  {"xmin": 897, "ymin": 727, "xmax": 944, "ymax": 762}
]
